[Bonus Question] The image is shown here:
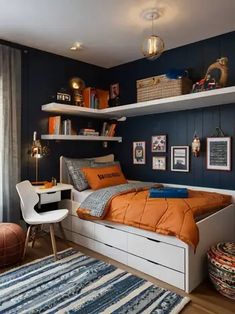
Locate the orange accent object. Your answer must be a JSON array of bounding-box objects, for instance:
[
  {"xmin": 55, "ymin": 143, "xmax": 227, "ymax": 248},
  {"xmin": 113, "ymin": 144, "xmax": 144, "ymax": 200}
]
[
  {"xmin": 97, "ymin": 89, "xmax": 109, "ymax": 109},
  {"xmin": 83, "ymin": 87, "xmax": 92, "ymax": 108},
  {"xmin": 81, "ymin": 165, "xmax": 127, "ymax": 190},
  {"xmin": 48, "ymin": 116, "xmax": 61, "ymax": 134},
  {"xmin": 77, "ymin": 189, "xmax": 231, "ymax": 249},
  {"xmin": 44, "ymin": 181, "xmax": 53, "ymax": 188}
]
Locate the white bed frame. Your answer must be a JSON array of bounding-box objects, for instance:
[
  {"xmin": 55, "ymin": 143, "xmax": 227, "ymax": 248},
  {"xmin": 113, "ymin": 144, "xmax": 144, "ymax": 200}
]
[{"xmin": 58, "ymin": 156, "xmax": 235, "ymax": 293}]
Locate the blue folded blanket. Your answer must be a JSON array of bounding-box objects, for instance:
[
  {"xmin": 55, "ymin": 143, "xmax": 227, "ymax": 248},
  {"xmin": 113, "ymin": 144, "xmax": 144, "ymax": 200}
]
[{"xmin": 149, "ymin": 187, "xmax": 188, "ymax": 198}]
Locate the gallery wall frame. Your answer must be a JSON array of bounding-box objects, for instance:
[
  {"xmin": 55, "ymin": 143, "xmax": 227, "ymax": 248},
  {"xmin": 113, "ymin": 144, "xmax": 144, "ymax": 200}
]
[
  {"xmin": 171, "ymin": 146, "xmax": 189, "ymax": 172},
  {"xmin": 206, "ymin": 137, "xmax": 231, "ymax": 171}
]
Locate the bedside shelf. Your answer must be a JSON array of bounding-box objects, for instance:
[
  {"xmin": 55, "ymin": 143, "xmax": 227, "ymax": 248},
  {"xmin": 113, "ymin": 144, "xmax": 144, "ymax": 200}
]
[
  {"xmin": 41, "ymin": 134, "xmax": 122, "ymax": 142},
  {"xmin": 42, "ymin": 86, "xmax": 235, "ymax": 119}
]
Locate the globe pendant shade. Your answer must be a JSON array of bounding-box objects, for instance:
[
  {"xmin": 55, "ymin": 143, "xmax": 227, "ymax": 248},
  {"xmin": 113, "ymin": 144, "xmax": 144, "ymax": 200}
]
[{"xmin": 142, "ymin": 35, "xmax": 164, "ymax": 60}]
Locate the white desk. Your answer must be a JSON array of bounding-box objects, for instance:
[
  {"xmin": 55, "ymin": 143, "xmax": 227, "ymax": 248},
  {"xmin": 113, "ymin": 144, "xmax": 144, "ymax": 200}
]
[{"xmin": 34, "ymin": 183, "xmax": 73, "ymax": 205}]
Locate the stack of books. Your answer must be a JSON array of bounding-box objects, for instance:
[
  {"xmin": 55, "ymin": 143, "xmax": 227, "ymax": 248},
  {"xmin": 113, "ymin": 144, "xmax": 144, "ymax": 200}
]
[
  {"xmin": 101, "ymin": 122, "xmax": 117, "ymax": 137},
  {"xmin": 79, "ymin": 128, "xmax": 99, "ymax": 136},
  {"xmin": 83, "ymin": 88, "xmax": 109, "ymax": 109}
]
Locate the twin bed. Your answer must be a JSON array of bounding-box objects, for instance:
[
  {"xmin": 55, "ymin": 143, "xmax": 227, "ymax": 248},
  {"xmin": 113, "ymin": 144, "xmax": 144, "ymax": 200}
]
[{"xmin": 58, "ymin": 155, "xmax": 235, "ymax": 293}]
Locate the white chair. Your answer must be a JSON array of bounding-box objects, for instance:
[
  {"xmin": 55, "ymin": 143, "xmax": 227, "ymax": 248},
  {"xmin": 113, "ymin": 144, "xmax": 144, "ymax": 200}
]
[{"xmin": 16, "ymin": 180, "xmax": 69, "ymax": 261}]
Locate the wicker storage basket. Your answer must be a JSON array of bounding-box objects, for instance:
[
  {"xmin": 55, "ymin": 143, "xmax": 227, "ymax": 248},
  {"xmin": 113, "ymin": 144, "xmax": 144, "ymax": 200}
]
[{"xmin": 136, "ymin": 75, "xmax": 192, "ymax": 102}]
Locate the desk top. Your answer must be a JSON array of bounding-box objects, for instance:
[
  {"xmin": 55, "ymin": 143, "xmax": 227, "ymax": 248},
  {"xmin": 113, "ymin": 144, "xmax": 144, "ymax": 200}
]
[{"xmin": 34, "ymin": 183, "xmax": 73, "ymax": 194}]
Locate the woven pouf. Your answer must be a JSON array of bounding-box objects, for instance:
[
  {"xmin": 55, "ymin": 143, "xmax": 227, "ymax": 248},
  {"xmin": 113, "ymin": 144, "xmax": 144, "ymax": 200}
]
[
  {"xmin": 207, "ymin": 242, "xmax": 235, "ymax": 299},
  {"xmin": 0, "ymin": 223, "xmax": 25, "ymax": 267}
]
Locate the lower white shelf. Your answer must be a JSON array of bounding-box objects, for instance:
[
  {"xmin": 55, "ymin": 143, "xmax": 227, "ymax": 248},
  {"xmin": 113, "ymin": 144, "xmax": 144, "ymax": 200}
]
[{"xmin": 41, "ymin": 134, "xmax": 122, "ymax": 142}]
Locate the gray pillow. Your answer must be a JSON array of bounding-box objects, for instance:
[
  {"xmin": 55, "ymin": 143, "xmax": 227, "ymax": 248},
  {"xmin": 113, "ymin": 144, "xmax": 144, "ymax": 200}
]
[
  {"xmin": 90, "ymin": 160, "xmax": 120, "ymax": 168},
  {"xmin": 64, "ymin": 158, "xmax": 92, "ymax": 191}
]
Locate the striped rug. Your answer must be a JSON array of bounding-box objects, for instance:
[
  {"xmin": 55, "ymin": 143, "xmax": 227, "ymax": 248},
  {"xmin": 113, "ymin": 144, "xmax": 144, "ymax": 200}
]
[{"xmin": 0, "ymin": 248, "xmax": 190, "ymax": 313}]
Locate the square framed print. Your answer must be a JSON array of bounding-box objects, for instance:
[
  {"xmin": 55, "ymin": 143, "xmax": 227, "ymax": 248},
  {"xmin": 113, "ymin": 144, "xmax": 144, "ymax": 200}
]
[
  {"xmin": 152, "ymin": 156, "xmax": 166, "ymax": 170},
  {"xmin": 151, "ymin": 135, "xmax": 167, "ymax": 152},
  {"xmin": 206, "ymin": 137, "xmax": 231, "ymax": 171},
  {"xmin": 133, "ymin": 141, "xmax": 146, "ymax": 164},
  {"xmin": 171, "ymin": 146, "xmax": 189, "ymax": 172}
]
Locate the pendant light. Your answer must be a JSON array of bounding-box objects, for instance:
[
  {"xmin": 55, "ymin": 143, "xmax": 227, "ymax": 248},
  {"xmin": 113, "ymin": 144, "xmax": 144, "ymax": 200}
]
[{"xmin": 142, "ymin": 10, "xmax": 164, "ymax": 61}]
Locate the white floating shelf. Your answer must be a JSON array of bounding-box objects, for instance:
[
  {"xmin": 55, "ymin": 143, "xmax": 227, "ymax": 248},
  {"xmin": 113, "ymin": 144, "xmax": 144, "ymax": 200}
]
[
  {"xmin": 42, "ymin": 86, "xmax": 235, "ymax": 119},
  {"xmin": 41, "ymin": 134, "xmax": 122, "ymax": 142}
]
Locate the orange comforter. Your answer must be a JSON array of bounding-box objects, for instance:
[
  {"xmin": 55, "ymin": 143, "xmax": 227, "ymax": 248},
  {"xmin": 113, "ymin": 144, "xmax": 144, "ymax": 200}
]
[{"xmin": 78, "ymin": 189, "xmax": 231, "ymax": 249}]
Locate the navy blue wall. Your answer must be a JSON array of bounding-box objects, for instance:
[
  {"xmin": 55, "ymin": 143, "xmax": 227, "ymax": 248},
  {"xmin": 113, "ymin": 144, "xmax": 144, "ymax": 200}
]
[
  {"xmin": 21, "ymin": 48, "xmax": 112, "ymax": 182},
  {"xmin": 110, "ymin": 31, "xmax": 235, "ymax": 190},
  {"xmin": 18, "ymin": 31, "xmax": 235, "ymax": 189}
]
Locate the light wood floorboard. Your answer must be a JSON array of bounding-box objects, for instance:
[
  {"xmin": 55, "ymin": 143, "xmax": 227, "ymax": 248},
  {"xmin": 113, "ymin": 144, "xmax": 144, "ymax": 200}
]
[{"xmin": 1, "ymin": 236, "xmax": 234, "ymax": 314}]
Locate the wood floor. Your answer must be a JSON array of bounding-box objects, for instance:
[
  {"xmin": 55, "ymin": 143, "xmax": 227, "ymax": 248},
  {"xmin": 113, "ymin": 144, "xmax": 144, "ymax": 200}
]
[{"xmin": 1, "ymin": 236, "xmax": 234, "ymax": 314}]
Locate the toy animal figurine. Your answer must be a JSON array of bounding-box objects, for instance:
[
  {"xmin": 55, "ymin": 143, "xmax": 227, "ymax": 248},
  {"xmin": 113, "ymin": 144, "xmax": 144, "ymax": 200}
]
[
  {"xmin": 205, "ymin": 57, "xmax": 228, "ymax": 87},
  {"xmin": 192, "ymin": 57, "xmax": 228, "ymax": 93}
]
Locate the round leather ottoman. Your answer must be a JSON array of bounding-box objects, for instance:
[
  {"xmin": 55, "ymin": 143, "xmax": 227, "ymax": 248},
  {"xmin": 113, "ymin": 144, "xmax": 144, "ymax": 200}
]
[
  {"xmin": 207, "ymin": 242, "xmax": 235, "ymax": 299},
  {"xmin": 0, "ymin": 223, "xmax": 25, "ymax": 267}
]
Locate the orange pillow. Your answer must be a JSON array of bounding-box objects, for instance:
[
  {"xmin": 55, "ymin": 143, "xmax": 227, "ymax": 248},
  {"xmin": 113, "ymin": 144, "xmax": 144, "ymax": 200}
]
[{"xmin": 81, "ymin": 165, "xmax": 127, "ymax": 190}]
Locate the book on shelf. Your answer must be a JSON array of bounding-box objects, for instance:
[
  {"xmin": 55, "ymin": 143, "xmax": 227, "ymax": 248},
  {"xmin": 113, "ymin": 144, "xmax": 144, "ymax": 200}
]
[
  {"xmin": 79, "ymin": 128, "xmax": 99, "ymax": 136},
  {"xmin": 49, "ymin": 116, "xmax": 61, "ymax": 134},
  {"xmin": 101, "ymin": 122, "xmax": 117, "ymax": 137},
  {"xmin": 83, "ymin": 87, "xmax": 109, "ymax": 109}
]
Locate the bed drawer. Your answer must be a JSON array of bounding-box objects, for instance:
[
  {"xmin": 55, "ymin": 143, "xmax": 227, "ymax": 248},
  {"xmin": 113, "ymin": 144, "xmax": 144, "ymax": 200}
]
[
  {"xmin": 128, "ymin": 254, "xmax": 185, "ymax": 290},
  {"xmin": 95, "ymin": 223, "xmax": 128, "ymax": 251},
  {"xmin": 72, "ymin": 217, "xmax": 95, "ymax": 239},
  {"xmin": 95, "ymin": 242, "xmax": 128, "ymax": 265},
  {"xmin": 71, "ymin": 233, "xmax": 96, "ymax": 251},
  {"xmin": 127, "ymin": 233, "xmax": 185, "ymax": 272}
]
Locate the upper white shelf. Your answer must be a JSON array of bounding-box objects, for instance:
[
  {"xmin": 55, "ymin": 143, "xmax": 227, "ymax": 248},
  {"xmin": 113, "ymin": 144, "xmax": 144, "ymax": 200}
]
[
  {"xmin": 41, "ymin": 134, "xmax": 122, "ymax": 142},
  {"xmin": 42, "ymin": 86, "xmax": 235, "ymax": 119}
]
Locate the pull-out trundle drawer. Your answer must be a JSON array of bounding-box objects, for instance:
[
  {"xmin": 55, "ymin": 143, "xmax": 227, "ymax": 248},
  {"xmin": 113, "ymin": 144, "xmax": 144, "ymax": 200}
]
[
  {"xmin": 128, "ymin": 254, "xmax": 185, "ymax": 290},
  {"xmin": 95, "ymin": 242, "xmax": 128, "ymax": 264},
  {"xmin": 95, "ymin": 223, "xmax": 128, "ymax": 251},
  {"xmin": 128, "ymin": 233, "xmax": 185, "ymax": 272}
]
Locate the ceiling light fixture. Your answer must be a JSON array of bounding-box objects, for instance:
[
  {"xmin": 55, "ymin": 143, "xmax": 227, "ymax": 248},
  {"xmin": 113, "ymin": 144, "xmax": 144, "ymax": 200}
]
[
  {"xmin": 70, "ymin": 42, "xmax": 82, "ymax": 51},
  {"xmin": 142, "ymin": 9, "xmax": 164, "ymax": 61}
]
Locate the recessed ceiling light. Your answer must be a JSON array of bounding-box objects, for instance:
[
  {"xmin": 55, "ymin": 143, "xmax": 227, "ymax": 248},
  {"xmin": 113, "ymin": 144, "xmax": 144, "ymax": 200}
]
[{"xmin": 70, "ymin": 42, "xmax": 82, "ymax": 51}]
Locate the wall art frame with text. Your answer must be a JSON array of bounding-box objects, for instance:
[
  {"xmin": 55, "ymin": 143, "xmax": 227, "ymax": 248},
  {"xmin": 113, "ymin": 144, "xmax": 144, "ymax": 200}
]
[
  {"xmin": 171, "ymin": 146, "xmax": 189, "ymax": 172},
  {"xmin": 206, "ymin": 137, "xmax": 231, "ymax": 171},
  {"xmin": 133, "ymin": 141, "xmax": 146, "ymax": 164},
  {"xmin": 152, "ymin": 156, "xmax": 166, "ymax": 171},
  {"xmin": 151, "ymin": 135, "xmax": 167, "ymax": 153}
]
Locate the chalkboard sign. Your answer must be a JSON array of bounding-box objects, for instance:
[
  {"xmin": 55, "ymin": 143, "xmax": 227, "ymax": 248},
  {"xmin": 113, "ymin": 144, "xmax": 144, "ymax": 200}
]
[{"xmin": 207, "ymin": 137, "xmax": 231, "ymax": 171}]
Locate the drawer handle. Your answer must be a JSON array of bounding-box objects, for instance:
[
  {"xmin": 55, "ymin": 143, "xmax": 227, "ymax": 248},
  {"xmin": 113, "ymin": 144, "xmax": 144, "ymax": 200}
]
[
  {"xmin": 104, "ymin": 243, "xmax": 113, "ymax": 248},
  {"xmin": 146, "ymin": 237, "xmax": 160, "ymax": 243},
  {"xmin": 104, "ymin": 225, "xmax": 114, "ymax": 229},
  {"xmin": 45, "ymin": 192, "xmax": 57, "ymax": 195}
]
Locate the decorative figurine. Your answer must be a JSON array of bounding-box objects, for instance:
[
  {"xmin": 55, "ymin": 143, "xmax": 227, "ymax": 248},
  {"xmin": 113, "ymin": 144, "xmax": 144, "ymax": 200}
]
[
  {"xmin": 56, "ymin": 88, "xmax": 71, "ymax": 104},
  {"xmin": 192, "ymin": 57, "xmax": 228, "ymax": 93},
  {"xmin": 69, "ymin": 77, "xmax": 85, "ymax": 106},
  {"xmin": 192, "ymin": 133, "xmax": 201, "ymax": 157}
]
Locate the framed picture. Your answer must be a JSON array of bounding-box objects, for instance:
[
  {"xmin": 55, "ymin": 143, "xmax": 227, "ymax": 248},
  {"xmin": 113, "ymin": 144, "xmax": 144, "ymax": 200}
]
[
  {"xmin": 206, "ymin": 137, "xmax": 231, "ymax": 171},
  {"xmin": 133, "ymin": 141, "xmax": 146, "ymax": 164},
  {"xmin": 171, "ymin": 146, "xmax": 189, "ymax": 172},
  {"xmin": 151, "ymin": 135, "xmax": 167, "ymax": 153},
  {"xmin": 152, "ymin": 156, "xmax": 166, "ymax": 170},
  {"xmin": 110, "ymin": 83, "xmax": 119, "ymax": 99}
]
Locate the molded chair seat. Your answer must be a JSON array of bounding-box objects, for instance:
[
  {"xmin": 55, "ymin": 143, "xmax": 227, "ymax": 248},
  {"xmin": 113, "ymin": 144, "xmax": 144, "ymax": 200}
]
[
  {"xmin": 25, "ymin": 209, "xmax": 68, "ymax": 225},
  {"xmin": 16, "ymin": 180, "xmax": 69, "ymax": 261}
]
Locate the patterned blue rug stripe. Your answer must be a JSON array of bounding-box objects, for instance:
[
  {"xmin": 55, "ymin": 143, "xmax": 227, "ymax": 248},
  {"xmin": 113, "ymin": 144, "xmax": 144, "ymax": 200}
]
[
  {"xmin": 0, "ymin": 248, "xmax": 190, "ymax": 314},
  {"xmin": 0, "ymin": 249, "xmax": 81, "ymax": 289},
  {"xmin": 0, "ymin": 249, "xmax": 74, "ymax": 284},
  {"xmin": 45, "ymin": 270, "xmax": 129, "ymax": 314},
  {"xmin": 1, "ymin": 255, "xmax": 98, "ymax": 303},
  {"xmin": 1, "ymin": 260, "xmax": 116, "ymax": 313},
  {"xmin": 70, "ymin": 275, "xmax": 146, "ymax": 313}
]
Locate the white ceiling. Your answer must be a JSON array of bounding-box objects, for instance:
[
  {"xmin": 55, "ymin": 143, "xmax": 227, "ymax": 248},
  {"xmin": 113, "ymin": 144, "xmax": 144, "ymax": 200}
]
[{"xmin": 0, "ymin": 0, "xmax": 235, "ymax": 68}]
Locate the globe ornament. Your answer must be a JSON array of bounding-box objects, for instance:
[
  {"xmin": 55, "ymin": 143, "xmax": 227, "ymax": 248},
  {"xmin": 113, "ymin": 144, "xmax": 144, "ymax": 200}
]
[{"xmin": 142, "ymin": 35, "xmax": 164, "ymax": 60}]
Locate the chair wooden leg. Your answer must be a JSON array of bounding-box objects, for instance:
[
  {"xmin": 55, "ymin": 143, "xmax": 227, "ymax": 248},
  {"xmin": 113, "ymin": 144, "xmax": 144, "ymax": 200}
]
[
  {"xmin": 58, "ymin": 222, "xmax": 67, "ymax": 241},
  {"xmin": 23, "ymin": 225, "xmax": 32, "ymax": 261},
  {"xmin": 49, "ymin": 224, "xmax": 57, "ymax": 261}
]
